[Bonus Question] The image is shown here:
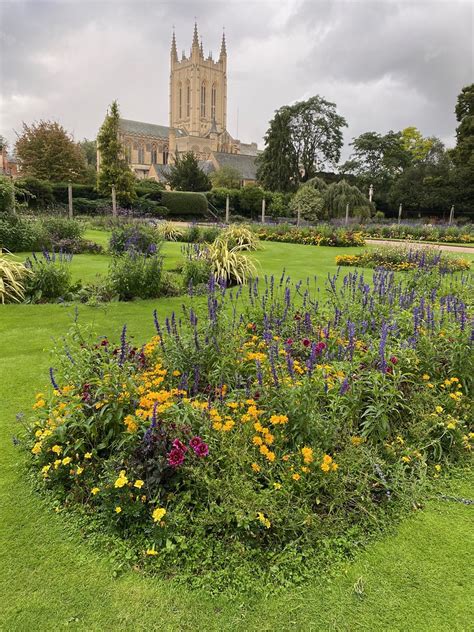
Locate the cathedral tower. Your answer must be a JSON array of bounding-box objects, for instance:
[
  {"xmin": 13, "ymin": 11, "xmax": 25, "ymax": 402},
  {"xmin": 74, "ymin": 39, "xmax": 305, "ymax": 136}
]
[{"xmin": 169, "ymin": 24, "xmax": 227, "ymax": 138}]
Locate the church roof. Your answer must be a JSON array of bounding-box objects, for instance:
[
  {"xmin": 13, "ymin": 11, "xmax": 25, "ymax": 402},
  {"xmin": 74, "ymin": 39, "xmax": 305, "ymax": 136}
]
[
  {"xmin": 119, "ymin": 118, "xmax": 186, "ymax": 139},
  {"xmin": 212, "ymin": 152, "xmax": 257, "ymax": 180}
]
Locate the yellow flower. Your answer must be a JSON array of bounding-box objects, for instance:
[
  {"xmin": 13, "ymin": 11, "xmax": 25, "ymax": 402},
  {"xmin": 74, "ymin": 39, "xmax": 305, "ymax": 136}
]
[
  {"xmin": 76, "ymin": 466, "xmax": 84, "ymax": 475},
  {"xmin": 447, "ymin": 422, "xmax": 456, "ymax": 430},
  {"xmin": 422, "ymin": 374, "xmax": 430, "ymax": 381},
  {"xmin": 402, "ymin": 456, "xmax": 411, "ymax": 463},
  {"xmin": 124, "ymin": 415, "xmax": 138, "ymax": 433},
  {"xmin": 134, "ymin": 479, "xmax": 144, "ymax": 489},
  {"xmin": 251, "ymin": 462, "xmax": 261, "ymax": 473},
  {"xmin": 84, "ymin": 452, "xmax": 92, "ymax": 459},
  {"xmin": 292, "ymin": 473, "xmax": 301, "ymax": 481},
  {"xmin": 256, "ymin": 512, "xmax": 271, "ymax": 528},
  {"xmin": 282, "ymin": 454, "xmax": 290, "ymax": 462},
  {"xmin": 33, "ymin": 399, "xmax": 46, "ymax": 409},
  {"xmin": 114, "ymin": 470, "xmax": 128, "ymax": 488},
  {"xmin": 320, "ymin": 462, "xmax": 330, "ymax": 473},
  {"xmin": 435, "ymin": 406, "xmax": 444, "ymax": 414},
  {"xmin": 252, "ymin": 435, "xmax": 263, "ymax": 446},
  {"xmin": 301, "ymin": 446, "xmax": 314, "ymax": 464},
  {"xmin": 91, "ymin": 487, "xmax": 100, "ymax": 495},
  {"xmin": 115, "ymin": 506, "xmax": 122, "ymax": 514},
  {"xmin": 31, "ymin": 442, "xmax": 42, "ymax": 455},
  {"xmin": 172, "ymin": 370, "xmax": 181, "ymax": 377},
  {"xmin": 51, "ymin": 444, "xmax": 62, "ymax": 455},
  {"xmin": 434, "ymin": 464, "xmax": 442, "ymax": 472},
  {"xmin": 152, "ymin": 507, "xmax": 166, "ymax": 523},
  {"xmin": 53, "ymin": 459, "xmax": 62, "ymax": 469},
  {"xmin": 270, "ymin": 414, "xmax": 288, "ymax": 425},
  {"xmin": 62, "ymin": 456, "xmax": 72, "ymax": 466},
  {"xmin": 265, "ymin": 451, "xmax": 276, "ymax": 462},
  {"xmin": 351, "ymin": 436, "xmax": 363, "ymax": 446},
  {"xmin": 146, "ymin": 548, "xmax": 159, "ymax": 556},
  {"xmin": 259, "ymin": 444, "xmax": 269, "ymax": 456},
  {"xmin": 273, "ymin": 482, "xmax": 282, "ymax": 489},
  {"xmin": 301, "ymin": 466, "xmax": 310, "ymax": 473}
]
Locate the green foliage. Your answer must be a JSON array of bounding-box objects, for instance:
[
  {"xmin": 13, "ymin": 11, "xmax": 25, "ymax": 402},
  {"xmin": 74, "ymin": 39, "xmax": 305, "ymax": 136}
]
[
  {"xmin": 156, "ymin": 221, "xmax": 184, "ymax": 241},
  {"xmin": 15, "ymin": 177, "xmax": 54, "ymax": 210},
  {"xmin": 210, "ymin": 165, "xmax": 242, "ymax": 189},
  {"xmin": 0, "ymin": 213, "xmax": 45, "ymax": 251},
  {"xmin": 206, "ymin": 239, "xmax": 257, "ymax": 284},
  {"xmin": 15, "ymin": 120, "xmax": 87, "ymax": 183},
  {"xmin": 97, "ymin": 101, "xmax": 136, "ymax": 205},
  {"xmin": 254, "ymin": 224, "xmax": 366, "ymax": 247},
  {"xmin": 181, "ymin": 255, "xmax": 212, "ymax": 287},
  {"xmin": 289, "ymin": 185, "xmax": 324, "ymax": 221},
  {"xmin": 41, "ymin": 217, "xmax": 83, "ymax": 241},
  {"xmin": 109, "ymin": 224, "xmax": 158, "ymax": 255},
  {"xmin": 452, "ymin": 84, "xmax": 474, "ymax": 215},
  {"xmin": 0, "ymin": 176, "xmax": 15, "ymax": 213},
  {"xmin": 206, "ymin": 187, "xmax": 241, "ymax": 212},
  {"xmin": 166, "ymin": 152, "xmax": 212, "ymax": 192},
  {"xmin": 401, "ymin": 127, "xmax": 435, "ymax": 163},
  {"xmin": 0, "ymin": 250, "xmax": 29, "ymax": 303},
  {"xmin": 108, "ymin": 250, "xmax": 164, "ymax": 300},
  {"xmin": 305, "ymin": 176, "xmax": 329, "ymax": 194},
  {"xmin": 335, "ymin": 247, "xmax": 470, "ymax": 273},
  {"xmin": 23, "ymin": 252, "xmax": 73, "ymax": 302},
  {"xmin": 134, "ymin": 180, "xmax": 165, "ymax": 199},
  {"xmin": 160, "ymin": 191, "xmax": 208, "ymax": 217},
  {"xmin": 325, "ymin": 179, "xmax": 372, "ymax": 218},
  {"xmin": 239, "ymin": 185, "xmax": 265, "ymax": 215},
  {"xmin": 257, "ymin": 96, "xmax": 347, "ymax": 191}
]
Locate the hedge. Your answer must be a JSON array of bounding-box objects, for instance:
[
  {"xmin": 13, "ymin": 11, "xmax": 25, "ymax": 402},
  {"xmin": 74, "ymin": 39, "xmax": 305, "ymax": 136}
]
[
  {"xmin": 51, "ymin": 183, "xmax": 99, "ymax": 203},
  {"xmin": 160, "ymin": 191, "xmax": 208, "ymax": 217}
]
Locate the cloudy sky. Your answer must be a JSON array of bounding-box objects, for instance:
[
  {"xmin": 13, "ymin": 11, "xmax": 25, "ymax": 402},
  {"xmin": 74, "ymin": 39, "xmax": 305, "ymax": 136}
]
[{"xmin": 0, "ymin": 0, "xmax": 472, "ymax": 159}]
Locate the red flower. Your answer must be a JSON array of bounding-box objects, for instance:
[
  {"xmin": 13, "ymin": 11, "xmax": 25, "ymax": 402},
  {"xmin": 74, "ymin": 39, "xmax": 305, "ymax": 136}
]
[
  {"xmin": 172, "ymin": 438, "xmax": 187, "ymax": 453},
  {"xmin": 194, "ymin": 442, "xmax": 209, "ymax": 458},
  {"xmin": 167, "ymin": 448, "xmax": 185, "ymax": 468},
  {"xmin": 302, "ymin": 338, "xmax": 311, "ymax": 347},
  {"xmin": 390, "ymin": 356, "xmax": 398, "ymax": 365},
  {"xmin": 189, "ymin": 436, "xmax": 203, "ymax": 450}
]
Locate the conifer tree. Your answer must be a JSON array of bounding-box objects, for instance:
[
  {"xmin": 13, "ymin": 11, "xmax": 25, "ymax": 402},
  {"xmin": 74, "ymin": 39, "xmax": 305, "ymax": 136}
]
[
  {"xmin": 166, "ymin": 152, "xmax": 211, "ymax": 191},
  {"xmin": 97, "ymin": 101, "xmax": 136, "ymax": 205}
]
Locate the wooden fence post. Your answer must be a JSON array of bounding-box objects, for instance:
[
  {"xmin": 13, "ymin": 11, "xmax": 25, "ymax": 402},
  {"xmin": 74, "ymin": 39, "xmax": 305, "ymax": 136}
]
[
  {"xmin": 448, "ymin": 205, "xmax": 454, "ymax": 225},
  {"xmin": 68, "ymin": 183, "xmax": 73, "ymax": 219},
  {"xmin": 112, "ymin": 185, "xmax": 117, "ymax": 217},
  {"xmin": 261, "ymin": 198, "xmax": 266, "ymax": 224},
  {"xmin": 225, "ymin": 195, "xmax": 230, "ymax": 223},
  {"xmin": 345, "ymin": 203, "xmax": 349, "ymax": 226},
  {"xmin": 398, "ymin": 203, "xmax": 402, "ymax": 225},
  {"xmin": 297, "ymin": 207, "xmax": 301, "ymax": 227}
]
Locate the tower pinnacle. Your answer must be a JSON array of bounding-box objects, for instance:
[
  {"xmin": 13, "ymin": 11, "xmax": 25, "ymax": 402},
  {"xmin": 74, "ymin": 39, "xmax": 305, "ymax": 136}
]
[
  {"xmin": 171, "ymin": 28, "xmax": 178, "ymax": 63},
  {"xmin": 219, "ymin": 28, "xmax": 227, "ymax": 59},
  {"xmin": 192, "ymin": 21, "xmax": 199, "ymax": 51}
]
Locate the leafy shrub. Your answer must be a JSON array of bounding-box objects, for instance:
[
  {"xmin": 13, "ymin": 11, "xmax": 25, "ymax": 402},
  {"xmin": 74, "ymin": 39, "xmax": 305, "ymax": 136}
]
[
  {"xmin": 23, "ymin": 251, "xmax": 73, "ymax": 302},
  {"xmin": 239, "ymin": 185, "xmax": 265, "ymax": 216},
  {"xmin": 181, "ymin": 245, "xmax": 213, "ymax": 287},
  {"xmin": 109, "ymin": 224, "xmax": 159, "ymax": 255},
  {"xmin": 135, "ymin": 180, "xmax": 165, "ymax": 199},
  {"xmin": 0, "ymin": 214, "xmax": 45, "ymax": 251},
  {"xmin": 0, "ymin": 176, "xmax": 15, "ymax": 213},
  {"xmin": 25, "ymin": 262, "xmax": 473, "ymax": 591},
  {"xmin": 108, "ymin": 250, "xmax": 164, "ymax": 300},
  {"xmin": 0, "ymin": 250, "xmax": 29, "ymax": 303},
  {"xmin": 289, "ymin": 185, "xmax": 324, "ymax": 222},
  {"xmin": 160, "ymin": 191, "xmax": 208, "ymax": 217},
  {"xmin": 15, "ymin": 177, "xmax": 54, "ymax": 210},
  {"xmin": 41, "ymin": 217, "xmax": 84, "ymax": 241},
  {"xmin": 52, "ymin": 238, "xmax": 104, "ymax": 254},
  {"xmin": 51, "ymin": 182, "xmax": 99, "ymax": 203},
  {"xmin": 200, "ymin": 225, "xmax": 220, "ymax": 243},
  {"xmin": 361, "ymin": 223, "xmax": 474, "ymax": 244},
  {"xmin": 72, "ymin": 198, "xmax": 111, "ymax": 214}
]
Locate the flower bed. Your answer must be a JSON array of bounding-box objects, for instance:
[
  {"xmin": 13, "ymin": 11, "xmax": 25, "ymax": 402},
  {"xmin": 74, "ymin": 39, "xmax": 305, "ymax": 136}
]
[
  {"xmin": 335, "ymin": 247, "xmax": 471, "ymax": 273},
  {"xmin": 24, "ymin": 266, "xmax": 473, "ymax": 591},
  {"xmin": 254, "ymin": 224, "xmax": 366, "ymax": 247},
  {"xmin": 361, "ymin": 223, "xmax": 474, "ymax": 244}
]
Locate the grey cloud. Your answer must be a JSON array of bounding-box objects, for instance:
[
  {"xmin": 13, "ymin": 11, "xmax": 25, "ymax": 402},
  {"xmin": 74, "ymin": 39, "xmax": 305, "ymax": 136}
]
[{"xmin": 0, "ymin": 0, "xmax": 472, "ymax": 158}]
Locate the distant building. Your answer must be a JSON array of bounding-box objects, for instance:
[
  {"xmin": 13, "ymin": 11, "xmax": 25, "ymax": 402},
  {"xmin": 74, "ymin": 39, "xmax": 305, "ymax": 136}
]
[
  {"xmin": 0, "ymin": 146, "xmax": 19, "ymax": 178},
  {"xmin": 99, "ymin": 24, "xmax": 258, "ymax": 185}
]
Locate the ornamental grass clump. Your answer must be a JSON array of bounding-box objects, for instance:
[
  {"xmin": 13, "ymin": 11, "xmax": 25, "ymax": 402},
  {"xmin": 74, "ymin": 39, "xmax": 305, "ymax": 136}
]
[
  {"xmin": 24, "ymin": 261, "xmax": 473, "ymax": 592},
  {"xmin": 0, "ymin": 249, "xmax": 30, "ymax": 303}
]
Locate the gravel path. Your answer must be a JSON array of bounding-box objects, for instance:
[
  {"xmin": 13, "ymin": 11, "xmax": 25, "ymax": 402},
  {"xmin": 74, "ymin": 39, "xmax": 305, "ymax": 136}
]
[{"xmin": 366, "ymin": 239, "xmax": 474, "ymax": 254}]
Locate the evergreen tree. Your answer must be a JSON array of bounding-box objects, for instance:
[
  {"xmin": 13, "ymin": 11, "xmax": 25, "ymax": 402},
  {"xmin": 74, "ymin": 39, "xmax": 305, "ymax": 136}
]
[
  {"xmin": 452, "ymin": 85, "xmax": 474, "ymax": 215},
  {"xmin": 97, "ymin": 101, "xmax": 136, "ymax": 205},
  {"xmin": 256, "ymin": 108, "xmax": 298, "ymax": 192},
  {"xmin": 15, "ymin": 120, "xmax": 87, "ymax": 182},
  {"xmin": 166, "ymin": 152, "xmax": 212, "ymax": 191}
]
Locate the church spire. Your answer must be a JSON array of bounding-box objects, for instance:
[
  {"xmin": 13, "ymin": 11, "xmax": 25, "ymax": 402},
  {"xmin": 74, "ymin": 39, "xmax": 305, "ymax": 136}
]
[
  {"xmin": 200, "ymin": 37, "xmax": 204, "ymax": 58},
  {"xmin": 170, "ymin": 27, "xmax": 178, "ymax": 63},
  {"xmin": 219, "ymin": 28, "xmax": 227, "ymax": 60},
  {"xmin": 192, "ymin": 21, "xmax": 199, "ymax": 51}
]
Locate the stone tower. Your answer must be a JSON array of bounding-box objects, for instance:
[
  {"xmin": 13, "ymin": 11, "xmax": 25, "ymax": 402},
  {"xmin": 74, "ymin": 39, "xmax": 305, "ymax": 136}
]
[{"xmin": 169, "ymin": 23, "xmax": 227, "ymax": 138}]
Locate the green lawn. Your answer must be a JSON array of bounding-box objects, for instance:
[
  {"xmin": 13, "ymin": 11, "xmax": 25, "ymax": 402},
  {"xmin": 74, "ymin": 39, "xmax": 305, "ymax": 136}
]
[{"xmin": 1, "ymin": 239, "xmax": 473, "ymax": 630}]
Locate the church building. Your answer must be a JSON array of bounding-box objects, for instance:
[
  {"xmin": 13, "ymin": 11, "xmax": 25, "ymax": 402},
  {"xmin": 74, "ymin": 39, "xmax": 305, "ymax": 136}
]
[{"xmin": 114, "ymin": 24, "xmax": 259, "ymax": 185}]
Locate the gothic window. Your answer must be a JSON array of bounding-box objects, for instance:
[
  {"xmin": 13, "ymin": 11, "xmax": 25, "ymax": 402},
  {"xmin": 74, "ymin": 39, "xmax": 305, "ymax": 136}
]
[
  {"xmin": 200, "ymin": 82, "xmax": 206, "ymax": 118},
  {"xmin": 163, "ymin": 149, "xmax": 169, "ymax": 165},
  {"xmin": 211, "ymin": 84, "xmax": 217, "ymax": 119},
  {"xmin": 178, "ymin": 83, "xmax": 182, "ymax": 119},
  {"xmin": 138, "ymin": 145, "xmax": 145, "ymax": 163},
  {"xmin": 125, "ymin": 144, "xmax": 131, "ymax": 163},
  {"xmin": 186, "ymin": 81, "xmax": 191, "ymax": 117},
  {"xmin": 151, "ymin": 145, "xmax": 157, "ymax": 164}
]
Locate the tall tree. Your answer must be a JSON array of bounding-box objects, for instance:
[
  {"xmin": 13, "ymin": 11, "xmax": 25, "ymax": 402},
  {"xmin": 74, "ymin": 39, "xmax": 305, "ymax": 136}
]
[
  {"xmin": 256, "ymin": 108, "xmax": 298, "ymax": 192},
  {"xmin": 166, "ymin": 152, "xmax": 211, "ymax": 191},
  {"xmin": 452, "ymin": 84, "xmax": 474, "ymax": 214},
  {"xmin": 210, "ymin": 165, "xmax": 242, "ymax": 189},
  {"xmin": 257, "ymin": 96, "xmax": 347, "ymax": 192},
  {"xmin": 15, "ymin": 120, "xmax": 87, "ymax": 182},
  {"xmin": 97, "ymin": 101, "xmax": 136, "ymax": 204},
  {"xmin": 79, "ymin": 138, "xmax": 97, "ymax": 184}
]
